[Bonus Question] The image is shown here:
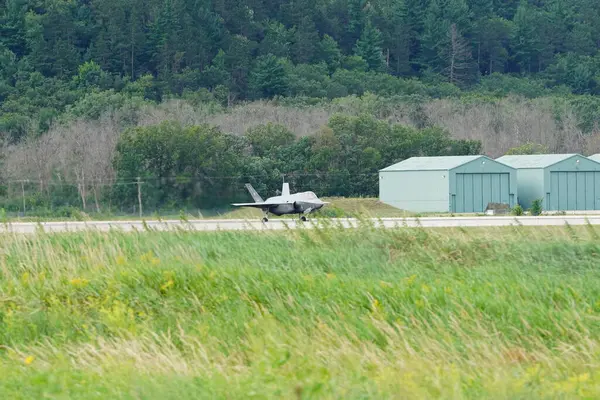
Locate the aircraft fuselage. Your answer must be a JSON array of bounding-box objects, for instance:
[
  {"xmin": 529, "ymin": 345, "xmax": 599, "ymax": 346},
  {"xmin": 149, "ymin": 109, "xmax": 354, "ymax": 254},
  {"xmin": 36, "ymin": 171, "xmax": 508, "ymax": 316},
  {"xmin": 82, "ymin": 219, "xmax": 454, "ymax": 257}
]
[{"xmin": 264, "ymin": 192, "xmax": 326, "ymax": 216}]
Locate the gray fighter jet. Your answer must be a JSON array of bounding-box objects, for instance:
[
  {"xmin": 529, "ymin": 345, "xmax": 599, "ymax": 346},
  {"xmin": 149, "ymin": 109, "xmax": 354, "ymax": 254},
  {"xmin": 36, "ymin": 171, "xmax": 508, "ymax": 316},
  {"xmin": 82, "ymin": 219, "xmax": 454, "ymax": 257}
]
[{"xmin": 232, "ymin": 182, "xmax": 328, "ymax": 222}]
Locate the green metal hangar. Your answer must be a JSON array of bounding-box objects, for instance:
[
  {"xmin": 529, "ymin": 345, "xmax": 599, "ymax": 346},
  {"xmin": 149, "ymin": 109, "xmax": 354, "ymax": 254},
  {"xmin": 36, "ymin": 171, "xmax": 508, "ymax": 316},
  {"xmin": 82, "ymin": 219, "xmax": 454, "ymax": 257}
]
[
  {"xmin": 496, "ymin": 154, "xmax": 600, "ymax": 211},
  {"xmin": 379, "ymin": 156, "xmax": 517, "ymax": 213}
]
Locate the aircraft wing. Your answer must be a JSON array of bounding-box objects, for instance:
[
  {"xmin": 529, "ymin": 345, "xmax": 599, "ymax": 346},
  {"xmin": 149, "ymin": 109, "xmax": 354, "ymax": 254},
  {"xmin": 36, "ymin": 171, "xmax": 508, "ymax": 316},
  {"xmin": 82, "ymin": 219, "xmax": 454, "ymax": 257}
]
[{"xmin": 231, "ymin": 202, "xmax": 282, "ymax": 208}]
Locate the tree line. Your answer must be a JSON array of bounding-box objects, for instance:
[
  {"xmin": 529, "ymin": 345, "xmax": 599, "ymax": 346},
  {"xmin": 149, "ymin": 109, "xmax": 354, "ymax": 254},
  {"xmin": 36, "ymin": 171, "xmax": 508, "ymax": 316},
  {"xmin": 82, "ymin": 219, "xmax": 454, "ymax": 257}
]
[
  {"xmin": 2, "ymin": 0, "xmax": 600, "ymax": 143},
  {"xmin": 0, "ymin": 114, "xmax": 480, "ymax": 214}
]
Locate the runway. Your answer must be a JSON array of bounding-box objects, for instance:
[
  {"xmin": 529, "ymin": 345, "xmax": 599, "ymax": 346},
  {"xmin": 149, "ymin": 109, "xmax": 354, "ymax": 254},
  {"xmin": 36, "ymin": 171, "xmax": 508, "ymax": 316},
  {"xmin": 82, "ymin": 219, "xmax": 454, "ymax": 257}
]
[{"xmin": 2, "ymin": 215, "xmax": 600, "ymax": 233}]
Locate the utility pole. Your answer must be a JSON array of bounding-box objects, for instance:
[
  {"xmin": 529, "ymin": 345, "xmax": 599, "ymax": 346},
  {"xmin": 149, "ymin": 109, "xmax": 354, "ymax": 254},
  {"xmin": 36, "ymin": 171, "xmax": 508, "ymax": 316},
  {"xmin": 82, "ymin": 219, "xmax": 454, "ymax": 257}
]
[
  {"xmin": 136, "ymin": 177, "xmax": 143, "ymax": 218},
  {"xmin": 20, "ymin": 180, "xmax": 26, "ymax": 215}
]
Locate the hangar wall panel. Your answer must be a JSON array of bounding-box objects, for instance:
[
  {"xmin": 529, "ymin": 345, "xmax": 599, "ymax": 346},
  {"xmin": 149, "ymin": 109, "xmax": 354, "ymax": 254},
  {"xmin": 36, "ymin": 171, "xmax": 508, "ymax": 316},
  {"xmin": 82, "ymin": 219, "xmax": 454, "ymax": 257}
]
[
  {"xmin": 544, "ymin": 156, "xmax": 600, "ymax": 211},
  {"xmin": 549, "ymin": 171, "xmax": 600, "ymax": 211},
  {"xmin": 453, "ymin": 173, "xmax": 511, "ymax": 213},
  {"xmin": 379, "ymin": 170, "xmax": 449, "ymax": 212}
]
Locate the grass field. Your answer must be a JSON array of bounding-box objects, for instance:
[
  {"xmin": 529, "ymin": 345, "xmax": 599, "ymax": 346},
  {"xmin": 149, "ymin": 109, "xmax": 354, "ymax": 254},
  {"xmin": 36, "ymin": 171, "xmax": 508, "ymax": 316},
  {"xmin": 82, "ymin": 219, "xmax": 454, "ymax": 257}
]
[
  {"xmin": 2, "ymin": 223, "xmax": 600, "ymax": 398},
  {"xmin": 6, "ymin": 196, "xmax": 586, "ymax": 222}
]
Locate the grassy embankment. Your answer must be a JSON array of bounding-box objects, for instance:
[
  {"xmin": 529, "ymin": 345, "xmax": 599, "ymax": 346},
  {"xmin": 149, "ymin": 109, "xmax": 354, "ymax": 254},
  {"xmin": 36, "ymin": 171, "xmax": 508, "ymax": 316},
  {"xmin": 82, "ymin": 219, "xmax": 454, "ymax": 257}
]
[
  {"xmin": 2, "ymin": 197, "xmax": 416, "ymax": 222},
  {"xmin": 223, "ymin": 197, "xmax": 415, "ymax": 219},
  {"xmin": 1, "ymin": 223, "xmax": 600, "ymax": 398}
]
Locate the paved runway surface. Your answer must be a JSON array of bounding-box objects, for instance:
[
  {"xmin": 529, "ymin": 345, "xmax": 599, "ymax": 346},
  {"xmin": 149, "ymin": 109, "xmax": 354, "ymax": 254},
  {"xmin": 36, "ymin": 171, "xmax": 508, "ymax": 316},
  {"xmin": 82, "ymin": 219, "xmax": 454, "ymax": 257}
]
[{"xmin": 2, "ymin": 215, "xmax": 600, "ymax": 233}]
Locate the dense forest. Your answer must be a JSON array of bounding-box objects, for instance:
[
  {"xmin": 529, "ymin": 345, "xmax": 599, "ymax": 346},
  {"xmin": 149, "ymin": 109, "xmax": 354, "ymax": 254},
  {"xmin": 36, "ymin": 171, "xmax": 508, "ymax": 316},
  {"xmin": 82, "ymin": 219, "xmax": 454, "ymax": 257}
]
[{"xmin": 1, "ymin": 0, "xmax": 600, "ymax": 215}]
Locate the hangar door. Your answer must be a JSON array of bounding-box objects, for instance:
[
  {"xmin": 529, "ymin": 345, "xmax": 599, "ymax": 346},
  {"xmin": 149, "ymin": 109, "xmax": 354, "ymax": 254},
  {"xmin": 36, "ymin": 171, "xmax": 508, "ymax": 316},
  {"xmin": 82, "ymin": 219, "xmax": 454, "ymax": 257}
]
[
  {"xmin": 549, "ymin": 171, "xmax": 600, "ymax": 210},
  {"xmin": 453, "ymin": 173, "xmax": 511, "ymax": 213}
]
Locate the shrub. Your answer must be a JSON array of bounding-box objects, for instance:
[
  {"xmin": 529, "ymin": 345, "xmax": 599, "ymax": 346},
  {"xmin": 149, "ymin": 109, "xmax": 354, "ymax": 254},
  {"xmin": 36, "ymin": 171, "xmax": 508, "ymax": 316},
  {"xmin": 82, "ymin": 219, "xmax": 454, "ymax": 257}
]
[
  {"xmin": 530, "ymin": 199, "xmax": 543, "ymax": 216},
  {"xmin": 511, "ymin": 204, "xmax": 524, "ymax": 216},
  {"xmin": 505, "ymin": 142, "xmax": 549, "ymax": 155}
]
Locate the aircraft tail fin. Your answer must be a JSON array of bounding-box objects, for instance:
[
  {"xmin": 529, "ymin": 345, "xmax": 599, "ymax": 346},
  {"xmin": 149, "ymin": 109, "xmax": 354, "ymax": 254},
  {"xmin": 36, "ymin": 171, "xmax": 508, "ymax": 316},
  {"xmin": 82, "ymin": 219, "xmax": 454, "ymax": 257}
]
[
  {"xmin": 245, "ymin": 184, "xmax": 264, "ymax": 203},
  {"xmin": 281, "ymin": 182, "xmax": 290, "ymax": 196}
]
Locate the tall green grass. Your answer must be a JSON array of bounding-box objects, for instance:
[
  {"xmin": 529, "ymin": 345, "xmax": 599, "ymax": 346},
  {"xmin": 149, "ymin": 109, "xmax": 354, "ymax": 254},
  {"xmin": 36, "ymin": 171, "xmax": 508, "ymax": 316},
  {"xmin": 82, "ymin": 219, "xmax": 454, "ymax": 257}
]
[{"xmin": 1, "ymin": 224, "xmax": 600, "ymax": 398}]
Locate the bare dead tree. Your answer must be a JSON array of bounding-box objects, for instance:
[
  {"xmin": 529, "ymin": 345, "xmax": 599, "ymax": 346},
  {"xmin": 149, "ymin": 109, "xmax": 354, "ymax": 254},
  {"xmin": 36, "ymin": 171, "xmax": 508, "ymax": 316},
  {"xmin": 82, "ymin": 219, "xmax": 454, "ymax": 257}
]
[
  {"xmin": 2, "ymin": 134, "xmax": 59, "ymax": 190},
  {"xmin": 443, "ymin": 24, "xmax": 475, "ymax": 85},
  {"xmin": 53, "ymin": 117, "xmax": 120, "ymax": 211}
]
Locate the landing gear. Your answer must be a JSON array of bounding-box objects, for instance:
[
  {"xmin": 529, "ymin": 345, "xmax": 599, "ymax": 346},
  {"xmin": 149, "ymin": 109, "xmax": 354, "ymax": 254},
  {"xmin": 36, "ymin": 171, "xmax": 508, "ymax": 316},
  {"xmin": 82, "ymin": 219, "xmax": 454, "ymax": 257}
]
[
  {"xmin": 300, "ymin": 215, "xmax": 307, "ymax": 222},
  {"xmin": 262, "ymin": 216, "xmax": 269, "ymax": 222}
]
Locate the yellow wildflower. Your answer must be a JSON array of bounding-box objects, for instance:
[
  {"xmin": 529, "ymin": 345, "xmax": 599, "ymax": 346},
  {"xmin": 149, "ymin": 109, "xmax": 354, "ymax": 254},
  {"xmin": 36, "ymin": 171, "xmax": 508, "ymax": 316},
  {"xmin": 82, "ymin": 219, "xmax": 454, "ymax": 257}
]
[
  {"xmin": 24, "ymin": 356, "xmax": 34, "ymax": 365},
  {"xmin": 371, "ymin": 298, "xmax": 383, "ymax": 314},
  {"xmin": 160, "ymin": 279, "xmax": 174, "ymax": 292},
  {"xmin": 140, "ymin": 251, "xmax": 153, "ymax": 262},
  {"xmin": 372, "ymin": 298, "xmax": 380, "ymax": 309},
  {"xmin": 69, "ymin": 278, "xmax": 89, "ymax": 288},
  {"xmin": 569, "ymin": 373, "xmax": 590, "ymax": 383}
]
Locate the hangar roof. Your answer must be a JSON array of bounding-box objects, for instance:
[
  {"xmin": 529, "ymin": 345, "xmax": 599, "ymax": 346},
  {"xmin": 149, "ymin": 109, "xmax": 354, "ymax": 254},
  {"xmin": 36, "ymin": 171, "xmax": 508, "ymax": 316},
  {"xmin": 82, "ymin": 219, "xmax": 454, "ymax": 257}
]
[
  {"xmin": 496, "ymin": 154, "xmax": 578, "ymax": 169},
  {"xmin": 380, "ymin": 156, "xmax": 484, "ymax": 172}
]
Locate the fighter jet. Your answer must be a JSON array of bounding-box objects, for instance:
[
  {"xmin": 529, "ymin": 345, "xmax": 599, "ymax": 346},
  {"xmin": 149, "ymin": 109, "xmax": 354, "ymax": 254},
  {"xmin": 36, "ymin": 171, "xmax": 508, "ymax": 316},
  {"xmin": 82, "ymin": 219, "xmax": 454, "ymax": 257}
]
[{"xmin": 232, "ymin": 182, "xmax": 328, "ymax": 222}]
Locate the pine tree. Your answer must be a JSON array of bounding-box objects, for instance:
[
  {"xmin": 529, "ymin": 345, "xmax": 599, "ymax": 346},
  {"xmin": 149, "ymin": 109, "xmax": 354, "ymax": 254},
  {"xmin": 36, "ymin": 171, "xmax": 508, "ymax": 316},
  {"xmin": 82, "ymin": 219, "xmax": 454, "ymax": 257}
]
[
  {"xmin": 544, "ymin": 0, "xmax": 569, "ymax": 54},
  {"xmin": 225, "ymin": 34, "xmax": 258, "ymax": 98},
  {"xmin": 202, "ymin": 49, "xmax": 230, "ymax": 88},
  {"xmin": 0, "ymin": 0, "xmax": 28, "ymax": 57},
  {"xmin": 468, "ymin": 0, "xmax": 493, "ymax": 18},
  {"xmin": 469, "ymin": 0, "xmax": 494, "ymax": 72},
  {"xmin": 353, "ymin": 22, "xmax": 385, "ymax": 72},
  {"xmin": 344, "ymin": 0, "xmax": 367, "ymax": 51},
  {"xmin": 259, "ymin": 21, "xmax": 292, "ymax": 58},
  {"xmin": 249, "ymin": 54, "xmax": 289, "ymax": 98},
  {"xmin": 89, "ymin": 0, "xmax": 129, "ymax": 74},
  {"xmin": 148, "ymin": 0, "xmax": 178, "ymax": 76},
  {"xmin": 404, "ymin": 0, "xmax": 427, "ymax": 66},
  {"xmin": 317, "ymin": 34, "xmax": 342, "ymax": 72},
  {"xmin": 511, "ymin": 0, "xmax": 542, "ymax": 72},
  {"xmin": 24, "ymin": 2, "xmax": 83, "ymax": 77},
  {"xmin": 292, "ymin": 16, "xmax": 319, "ymax": 64},
  {"xmin": 493, "ymin": 0, "xmax": 520, "ymax": 19},
  {"xmin": 478, "ymin": 17, "xmax": 512, "ymax": 74},
  {"xmin": 376, "ymin": 0, "xmax": 411, "ymax": 75},
  {"xmin": 566, "ymin": 22, "xmax": 595, "ymax": 55},
  {"xmin": 175, "ymin": 0, "xmax": 224, "ymax": 71},
  {"xmin": 126, "ymin": 0, "xmax": 148, "ymax": 79}
]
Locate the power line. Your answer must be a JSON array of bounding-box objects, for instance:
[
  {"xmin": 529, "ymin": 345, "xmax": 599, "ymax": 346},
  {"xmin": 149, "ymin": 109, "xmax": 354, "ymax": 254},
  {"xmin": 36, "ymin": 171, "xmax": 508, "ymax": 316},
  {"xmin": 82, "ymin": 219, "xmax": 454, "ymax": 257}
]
[{"xmin": 0, "ymin": 172, "xmax": 381, "ymax": 186}]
